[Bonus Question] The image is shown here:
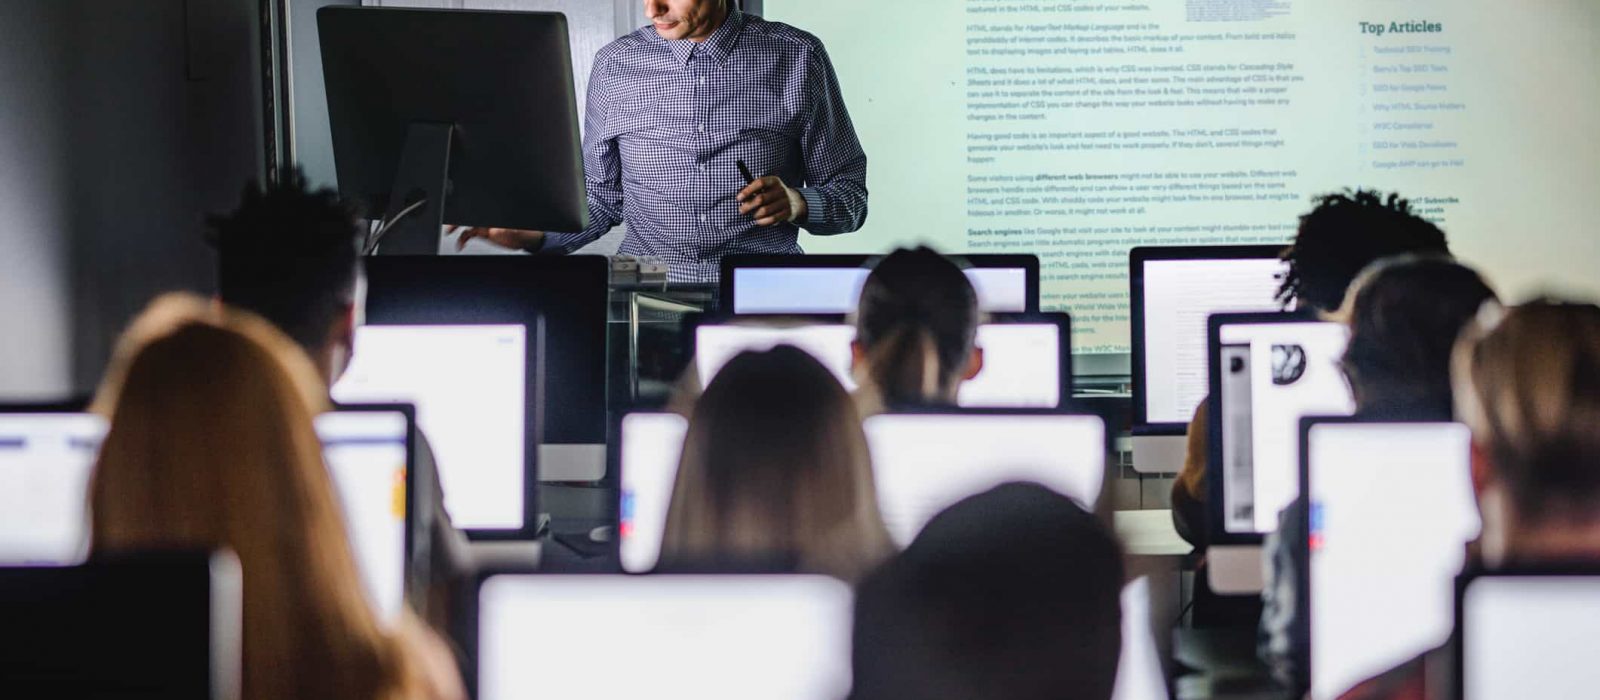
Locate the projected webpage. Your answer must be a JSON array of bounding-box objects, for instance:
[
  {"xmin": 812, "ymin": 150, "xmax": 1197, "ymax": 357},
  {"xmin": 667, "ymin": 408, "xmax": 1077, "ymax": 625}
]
[
  {"xmin": 1463, "ymin": 576, "xmax": 1600, "ymax": 700},
  {"xmin": 316, "ymin": 411, "xmax": 408, "ymax": 624},
  {"xmin": 863, "ymin": 413, "xmax": 1105, "ymax": 545},
  {"xmin": 1307, "ymin": 422, "xmax": 1478, "ymax": 700},
  {"xmin": 696, "ymin": 322, "xmax": 1062, "ymax": 408},
  {"xmin": 333, "ymin": 325, "xmax": 526, "ymax": 530},
  {"xmin": 478, "ymin": 575, "xmax": 853, "ymax": 700},
  {"xmin": 766, "ymin": 0, "xmax": 1600, "ymax": 352},
  {"xmin": 1142, "ymin": 258, "xmax": 1288, "ymax": 425},
  {"xmin": 733, "ymin": 267, "xmax": 1029, "ymax": 314},
  {"xmin": 0, "ymin": 414, "xmax": 105, "ymax": 564},
  {"xmin": 1217, "ymin": 321, "xmax": 1352, "ymax": 534}
]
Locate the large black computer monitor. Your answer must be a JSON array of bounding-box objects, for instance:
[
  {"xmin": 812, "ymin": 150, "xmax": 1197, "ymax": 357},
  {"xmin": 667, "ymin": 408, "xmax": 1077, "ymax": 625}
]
[
  {"xmin": 0, "ymin": 552, "xmax": 242, "ymax": 699},
  {"xmin": 319, "ymin": 7, "xmax": 587, "ymax": 254},
  {"xmin": 1127, "ymin": 245, "xmax": 1286, "ymax": 473},
  {"xmin": 331, "ymin": 257, "xmax": 611, "ymax": 536},
  {"xmin": 720, "ymin": 254, "xmax": 1040, "ymax": 314}
]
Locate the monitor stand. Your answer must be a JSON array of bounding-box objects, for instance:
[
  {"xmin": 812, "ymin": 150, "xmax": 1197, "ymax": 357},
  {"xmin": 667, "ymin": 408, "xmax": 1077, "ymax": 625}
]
[
  {"xmin": 1131, "ymin": 433, "xmax": 1187, "ymax": 474},
  {"xmin": 370, "ymin": 121, "xmax": 454, "ymax": 255},
  {"xmin": 1207, "ymin": 544, "xmax": 1265, "ymax": 594}
]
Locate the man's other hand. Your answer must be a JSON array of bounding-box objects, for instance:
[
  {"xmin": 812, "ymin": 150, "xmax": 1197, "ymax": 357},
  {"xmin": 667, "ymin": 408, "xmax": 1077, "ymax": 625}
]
[
  {"xmin": 449, "ymin": 226, "xmax": 546, "ymax": 252},
  {"xmin": 737, "ymin": 176, "xmax": 807, "ymax": 226}
]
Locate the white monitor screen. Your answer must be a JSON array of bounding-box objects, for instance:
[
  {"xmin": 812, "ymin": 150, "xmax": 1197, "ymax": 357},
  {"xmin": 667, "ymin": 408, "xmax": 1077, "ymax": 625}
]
[
  {"xmin": 763, "ymin": 1, "xmax": 1600, "ymax": 354},
  {"xmin": 863, "ymin": 413, "xmax": 1105, "ymax": 546},
  {"xmin": 1307, "ymin": 422, "xmax": 1478, "ymax": 700},
  {"xmin": 316, "ymin": 410, "xmax": 409, "ymax": 623},
  {"xmin": 696, "ymin": 322, "xmax": 1062, "ymax": 408},
  {"xmin": 1140, "ymin": 257, "xmax": 1289, "ymax": 425},
  {"xmin": 732, "ymin": 267, "xmax": 1029, "ymax": 314},
  {"xmin": 0, "ymin": 414, "xmax": 105, "ymax": 564},
  {"xmin": 333, "ymin": 325, "xmax": 526, "ymax": 530},
  {"xmin": 478, "ymin": 575, "xmax": 854, "ymax": 700},
  {"xmin": 619, "ymin": 413, "xmax": 689, "ymax": 574},
  {"xmin": 1463, "ymin": 576, "xmax": 1600, "ymax": 700},
  {"xmin": 1114, "ymin": 576, "xmax": 1170, "ymax": 700},
  {"xmin": 1217, "ymin": 320, "xmax": 1353, "ymax": 534}
]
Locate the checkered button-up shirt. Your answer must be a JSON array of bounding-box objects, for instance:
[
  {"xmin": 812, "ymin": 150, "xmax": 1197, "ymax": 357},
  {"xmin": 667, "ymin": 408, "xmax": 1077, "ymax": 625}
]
[{"xmin": 543, "ymin": 11, "xmax": 869, "ymax": 282}]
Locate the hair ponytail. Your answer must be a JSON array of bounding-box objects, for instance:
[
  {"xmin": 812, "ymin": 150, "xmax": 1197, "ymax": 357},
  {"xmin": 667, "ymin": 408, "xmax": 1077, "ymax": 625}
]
[{"xmin": 855, "ymin": 247, "xmax": 980, "ymax": 409}]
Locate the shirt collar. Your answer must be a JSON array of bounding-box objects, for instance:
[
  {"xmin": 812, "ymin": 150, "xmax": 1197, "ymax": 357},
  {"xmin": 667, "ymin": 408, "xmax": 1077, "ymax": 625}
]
[{"xmin": 664, "ymin": 9, "xmax": 745, "ymax": 67}]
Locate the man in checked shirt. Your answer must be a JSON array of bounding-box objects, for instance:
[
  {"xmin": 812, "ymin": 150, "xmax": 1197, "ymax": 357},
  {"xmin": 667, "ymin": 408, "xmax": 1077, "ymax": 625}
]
[{"xmin": 455, "ymin": 0, "xmax": 869, "ymax": 283}]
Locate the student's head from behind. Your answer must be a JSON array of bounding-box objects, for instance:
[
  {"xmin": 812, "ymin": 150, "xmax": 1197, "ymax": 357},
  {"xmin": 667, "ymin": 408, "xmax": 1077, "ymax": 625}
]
[
  {"xmin": 1453, "ymin": 300, "xmax": 1600, "ymax": 566},
  {"xmin": 661, "ymin": 345, "xmax": 893, "ymax": 581},
  {"xmin": 852, "ymin": 246, "xmax": 983, "ymax": 410},
  {"xmin": 850, "ymin": 483, "xmax": 1124, "ymax": 700},
  {"xmin": 211, "ymin": 168, "xmax": 365, "ymax": 387},
  {"xmin": 88, "ymin": 294, "xmax": 418, "ymax": 700},
  {"xmin": 1277, "ymin": 190, "xmax": 1450, "ymax": 313},
  {"xmin": 1338, "ymin": 255, "xmax": 1497, "ymax": 418}
]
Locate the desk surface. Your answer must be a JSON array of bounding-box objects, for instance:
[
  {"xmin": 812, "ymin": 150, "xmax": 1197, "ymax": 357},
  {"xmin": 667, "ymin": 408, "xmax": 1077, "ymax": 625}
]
[{"xmin": 1115, "ymin": 509, "xmax": 1192, "ymax": 557}]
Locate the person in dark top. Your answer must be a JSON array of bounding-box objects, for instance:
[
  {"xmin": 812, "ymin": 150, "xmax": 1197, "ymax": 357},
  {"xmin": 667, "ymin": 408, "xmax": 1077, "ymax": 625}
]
[
  {"xmin": 1170, "ymin": 190, "xmax": 1453, "ymax": 551},
  {"xmin": 1256, "ymin": 255, "xmax": 1497, "ymax": 691},
  {"xmin": 850, "ymin": 482, "xmax": 1124, "ymax": 700},
  {"xmin": 1340, "ymin": 298, "xmax": 1600, "ymax": 700},
  {"xmin": 209, "ymin": 169, "xmax": 467, "ymax": 626},
  {"xmin": 851, "ymin": 246, "xmax": 984, "ymax": 415}
]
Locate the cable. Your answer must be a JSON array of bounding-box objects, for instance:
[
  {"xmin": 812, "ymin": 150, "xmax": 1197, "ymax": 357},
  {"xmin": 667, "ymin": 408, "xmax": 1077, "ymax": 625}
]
[{"xmin": 364, "ymin": 198, "xmax": 429, "ymax": 254}]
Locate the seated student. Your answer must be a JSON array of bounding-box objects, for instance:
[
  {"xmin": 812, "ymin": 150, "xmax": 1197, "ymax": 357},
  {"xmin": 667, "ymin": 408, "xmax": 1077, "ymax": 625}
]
[
  {"xmin": 1256, "ymin": 256, "xmax": 1497, "ymax": 690},
  {"xmin": 1171, "ymin": 190, "xmax": 1453, "ymax": 551},
  {"xmin": 850, "ymin": 482, "xmax": 1124, "ymax": 700},
  {"xmin": 659, "ymin": 345, "xmax": 894, "ymax": 582},
  {"xmin": 209, "ymin": 169, "xmax": 465, "ymax": 624},
  {"xmin": 851, "ymin": 246, "xmax": 984, "ymax": 415},
  {"xmin": 87, "ymin": 295, "xmax": 463, "ymax": 700},
  {"xmin": 1338, "ymin": 299, "xmax": 1600, "ymax": 700}
]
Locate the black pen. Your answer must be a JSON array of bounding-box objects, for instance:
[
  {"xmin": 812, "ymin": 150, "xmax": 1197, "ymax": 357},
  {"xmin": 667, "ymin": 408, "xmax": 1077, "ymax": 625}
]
[{"xmin": 737, "ymin": 159, "xmax": 756, "ymax": 185}]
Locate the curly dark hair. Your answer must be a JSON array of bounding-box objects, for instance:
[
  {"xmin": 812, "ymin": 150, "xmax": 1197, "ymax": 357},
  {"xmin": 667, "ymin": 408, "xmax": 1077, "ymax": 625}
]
[
  {"xmin": 1276, "ymin": 190, "xmax": 1449, "ymax": 312},
  {"xmin": 208, "ymin": 168, "xmax": 364, "ymax": 353}
]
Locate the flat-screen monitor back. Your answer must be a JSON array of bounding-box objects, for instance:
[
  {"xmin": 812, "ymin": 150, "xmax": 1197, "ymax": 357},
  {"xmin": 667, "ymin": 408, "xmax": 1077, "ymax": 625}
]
[
  {"xmin": 1130, "ymin": 245, "xmax": 1286, "ymax": 433},
  {"xmin": 863, "ymin": 411, "xmax": 1107, "ymax": 545},
  {"xmin": 477, "ymin": 574, "xmax": 853, "ymax": 700},
  {"xmin": 318, "ymin": 7, "xmax": 586, "ymax": 233},
  {"xmin": 1303, "ymin": 419, "xmax": 1478, "ymax": 700},
  {"xmin": 721, "ymin": 254, "xmax": 1040, "ymax": 314},
  {"xmin": 1206, "ymin": 313, "xmax": 1352, "ymax": 544},
  {"xmin": 0, "ymin": 552, "xmax": 241, "ymax": 700},
  {"xmin": 1459, "ymin": 571, "xmax": 1600, "ymax": 700}
]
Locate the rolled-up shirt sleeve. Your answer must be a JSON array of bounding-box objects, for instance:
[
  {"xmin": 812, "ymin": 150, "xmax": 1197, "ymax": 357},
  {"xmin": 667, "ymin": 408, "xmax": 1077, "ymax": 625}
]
[
  {"xmin": 541, "ymin": 55, "xmax": 626, "ymax": 254},
  {"xmin": 794, "ymin": 42, "xmax": 868, "ymax": 236}
]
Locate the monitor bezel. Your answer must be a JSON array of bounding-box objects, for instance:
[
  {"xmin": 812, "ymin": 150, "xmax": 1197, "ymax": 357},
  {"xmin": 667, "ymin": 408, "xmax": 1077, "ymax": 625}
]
[
  {"xmin": 718, "ymin": 253, "xmax": 1041, "ymax": 314},
  {"xmin": 325, "ymin": 402, "xmax": 419, "ymax": 613},
  {"xmin": 1204, "ymin": 310, "xmax": 1332, "ymax": 546},
  {"xmin": 683, "ymin": 311, "xmax": 1074, "ymax": 403},
  {"xmin": 1298, "ymin": 415, "xmax": 1471, "ymax": 696},
  {"xmin": 1129, "ymin": 245, "xmax": 1285, "ymax": 435}
]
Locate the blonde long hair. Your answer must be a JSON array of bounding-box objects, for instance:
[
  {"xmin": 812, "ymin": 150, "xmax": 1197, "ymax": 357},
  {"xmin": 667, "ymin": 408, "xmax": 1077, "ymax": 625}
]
[
  {"xmin": 88, "ymin": 294, "xmax": 433, "ymax": 700},
  {"xmin": 1453, "ymin": 299, "xmax": 1600, "ymax": 525},
  {"xmin": 661, "ymin": 346, "xmax": 894, "ymax": 582}
]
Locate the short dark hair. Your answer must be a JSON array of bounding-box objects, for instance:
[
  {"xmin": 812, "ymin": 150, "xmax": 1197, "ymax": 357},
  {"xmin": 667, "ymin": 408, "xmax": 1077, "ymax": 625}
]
[
  {"xmin": 849, "ymin": 483, "xmax": 1125, "ymax": 700},
  {"xmin": 1340, "ymin": 256, "xmax": 1497, "ymax": 418},
  {"xmin": 855, "ymin": 246, "xmax": 980, "ymax": 407},
  {"xmin": 1277, "ymin": 190, "xmax": 1449, "ymax": 312},
  {"xmin": 210, "ymin": 169, "xmax": 364, "ymax": 353}
]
